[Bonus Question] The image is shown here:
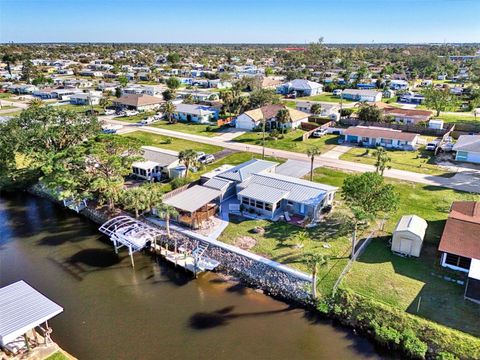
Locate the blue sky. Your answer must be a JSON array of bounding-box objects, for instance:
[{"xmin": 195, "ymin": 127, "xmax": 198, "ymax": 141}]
[{"xmin": 1, "ymin": 0, "xmax": 479, "ymax": 43}]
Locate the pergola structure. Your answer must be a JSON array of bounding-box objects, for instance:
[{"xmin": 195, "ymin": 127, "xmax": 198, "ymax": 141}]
[{"xmin": 99, "ymin": 216, "xmax": 164, "ymax": 267}]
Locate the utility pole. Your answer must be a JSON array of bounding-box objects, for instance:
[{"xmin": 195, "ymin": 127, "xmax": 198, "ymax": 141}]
[{"xmin": 262, "ymin": 118, "xmax": 266, "ymax": 159}]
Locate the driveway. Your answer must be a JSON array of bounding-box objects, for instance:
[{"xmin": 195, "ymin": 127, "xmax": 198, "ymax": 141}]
[
  {"xmin": 275, "ymin": 160, "xmax": 313, "ymax": 178},
  {"xmin": 322, "ymin": 145, "xmax": 353, "ymax": 160}
]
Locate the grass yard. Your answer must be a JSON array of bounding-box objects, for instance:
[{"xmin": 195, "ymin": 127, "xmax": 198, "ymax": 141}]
[
  {"xmin": 298, "ymin": 92, "xmax": 356, "ymax": 103},
  {"xmin": 0, "ymin": 109, "xmax": 23, "ymax": 117},
  {"xmin": 308, "ymin": 167, "xmax": 480, "ymax": 336},
  {"xmin": 0, "ymin": 105, "xmax": 17, "ymax": 111},
  {"xmin": 435, "ymin": 113, "xmax": 480, "ymax": 126},
  {"xmin": 150, "ymin": 120, "xmax": 221, "ymax": 137},
  {"xmin": 339, "ymin": 145, "xmax": 455, "ymax": 177},
  {"xmin": 115, "ymin": 111, "xmax": 155, "ymax": 123},
  {"xmin": 235, "ymin": 130, "xmax": 340, "ymax": 154},
  {"xmin": 45, "ymin": 351, "xmax": 69, "ymax": 360},
  {"xmin": 123, "ymin": 131, "xmax": 222, "ymax": 154},
  {"xmin": 0, "ymin": 93, "xmax": 12, "ymax": 99},
  {"xmin": 282, "ymin": 100, "xmax": 297, "ymax": 109},
  {"xmin": 49, "ymin": 104, "xmax": 105, "ymax": 114},
  {"xmin": 218, "ymin": 213, "xmax": 352, "ymax": 295}
]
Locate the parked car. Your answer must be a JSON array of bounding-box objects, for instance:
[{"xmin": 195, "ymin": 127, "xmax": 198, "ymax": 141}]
[
  {"xmin": 140, "ymin": 116, "xmax": 155, "ymax": 125},
  {"xmin": 311, "ymin": 128, "xmax": 328, "ymax": 138},
  {"xmin": 425, "ymin": 140, "xmax": 441, "ymax": 151},
  {"xmin": 198, "ymin": 154, "xmax": 215, "ymax": 164},
  {"xmin": 124, "ymin": 110, "xmax": 139, "ymax": 117},
  {"xmin": 440, "ymin": 142, "xmax": 455, "ymax": 152},
  {"xmin": 333, "ymin": 89, "xmax": 343, "ymax": 96},
  {"xmin": 104, "ymin": 109, "xmax": 116, "ymax": 115},
  {"xmin": 153, "ymin": 113, "xmax": 163, "ymax": 120},
  {"xmin": 286, "ymin": 91, "xmax": 297, "ymax": 99},
  {"xmin": 196, "ymin": 152, "xmax": 206, "ymax": 159}
]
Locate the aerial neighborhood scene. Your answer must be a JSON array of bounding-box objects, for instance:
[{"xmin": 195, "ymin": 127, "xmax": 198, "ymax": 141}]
[{"xmin": 1, "ymin": 1, "xmax": 480, "ymax": 359}]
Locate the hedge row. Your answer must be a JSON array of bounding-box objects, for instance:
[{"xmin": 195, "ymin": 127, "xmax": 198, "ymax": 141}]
[{"xmin": 319, "ymin": 288, "xmax": 480, "ymax": 359}]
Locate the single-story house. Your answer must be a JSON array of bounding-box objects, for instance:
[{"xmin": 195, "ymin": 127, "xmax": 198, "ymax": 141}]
[
  {"xmin": 132, "ymin": 146, "xmax": 180, "ymax": 181},
  {"xmin": 383, "ymin": 107, "xmax": 433, "ymax": 125},
  {"xmin": 399, "ymin": 93, "xmax": 425, "ymax": 105},
  {"xmin": 113, "ymin": 94, "xmax": 164, "ymax": 111},
  {"xmin": 261, "ymin": 77, "xmax": 284, "ymax": 90},
  {"xmin": 341, "ymin": 89, "xmax": 382, "ymax": 102},
  {"xmin": 391, "ymin": 215, "xmax": 428, "ymax": 257},
  {"xmin": 236, "ymin": 172, "xmax": 337, "ymax": 222},
  {"xmin": 69, "ymin": 92, "xmax": 102, "ymax": 106},
  {"xmin": 277, "ymin": 79, "xmax": 323, "ymax": 96},
  {"xmin": 174, "ymin": 103, "xmax": 219, "ymax": 124},
  {"xmin": 343, "ymin": 126, "xmax": 419, "ymax": 150},
  {"xmin": 389, "ymin": 80, "xmax": 409, "ymax": 90},
  {"xmin": 452, "ymin": 135, "xmax": 480, "ymax": 164},
  {"xmin": 295, "ymin": 101, "xmax": 339, "ymax": 117},
  {"xmin": 235, "ymin": 104, "xmax": 309, "ymax": 131},
  {"xmin": 438, "ymin": 201, "xmax": 480, "ymax": 304},
  {"xmin": 428, "ymin": 119, "xmax": 444, "ymax": 130}
]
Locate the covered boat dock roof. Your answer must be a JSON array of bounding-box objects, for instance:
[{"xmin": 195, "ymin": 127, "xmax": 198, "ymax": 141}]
[
  {"xmin": 163, "ymin": 185, "xmax": 221, "ymax": 213},
  {"xmin": 0, "ymin": 281, "xmax": 63, "ymax": 347}
]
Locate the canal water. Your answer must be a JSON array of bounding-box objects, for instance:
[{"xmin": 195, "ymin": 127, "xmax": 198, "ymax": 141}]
[{"xmin": 0, "ymin": 193, "xmax": 383, "ymax": 360}]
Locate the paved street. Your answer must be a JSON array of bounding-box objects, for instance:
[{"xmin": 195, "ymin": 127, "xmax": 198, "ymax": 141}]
[{"xmin": 104, "ymin": 117, "xmax": 480, "ymax": 193}]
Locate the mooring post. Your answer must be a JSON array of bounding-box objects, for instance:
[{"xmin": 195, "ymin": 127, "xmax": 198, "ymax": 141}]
[{"xmin": 129, "ymin": 246, "xmax": 135, "ymax": 268}]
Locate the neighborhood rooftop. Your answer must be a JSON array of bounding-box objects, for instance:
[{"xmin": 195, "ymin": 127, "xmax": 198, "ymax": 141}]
[
  {"xmin": 343, "ymin": 126, "xmax": 419, "ymax": 141},
  {"xmin": 217, "ymin": 159, "xmax": 277, "ymax": 182},
  {"xmin": 141, "ymin": 146, "xmax": 179, "ymax": 166},
  {"xmin": 163, "ymin": 185, "xmax": 221, "ymax": 213}
]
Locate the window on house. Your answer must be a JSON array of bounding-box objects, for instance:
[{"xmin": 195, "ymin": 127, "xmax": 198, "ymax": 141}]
[
  {"xmin": 362, "ymin": 137, "xmax": 369, "ymax": 142},
  {"xmin": 242, "ymin": 197, "xmax": 249, "ymax": 205},
  {"xmin": 381, "ymin": 138, "xmax": 393, "ymax": 145},
  {"xmin": 255, "ymin": 201, "xmax": 264, "ymax": 209},
  {"xmin": 445, "ymin": 253, "xmax": 471, "ymax": 270},
  {"xmin": 265, "ymin": 203, "xmax": 272, "ymax": 211},
  {"xmin": 456, "ymin": 151, "xmax": 468, "ymax": 161}
]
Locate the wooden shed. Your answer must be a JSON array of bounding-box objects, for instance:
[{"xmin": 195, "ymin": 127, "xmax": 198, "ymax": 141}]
[{"xmin": 391, "ymin": 215, "xmax": 428, "ymax": 257}]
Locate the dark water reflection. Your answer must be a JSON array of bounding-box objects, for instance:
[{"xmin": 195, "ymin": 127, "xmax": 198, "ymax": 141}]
[{"xmin": 0, "ymin": 193, "xmax": 385, "ymax": 360}]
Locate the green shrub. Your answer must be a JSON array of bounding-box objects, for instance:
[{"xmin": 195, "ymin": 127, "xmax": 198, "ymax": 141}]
[
  {"xmin": 371, "ymin": 321, "xmax": 401, "ymax": 348},
  {"xmin": 401, "ymin": 329, "xmax": 428, "ymax": 359},
  {"xmin": 435, "ymin": 352, "xmax": 459, "ymax": 360},
  {"xmin": 206, "ymin": 126, "xmax": 212, "ymax": 132},
  {"xmin": 163, "ymin": 137, "xmax": 173, "ymax": 144},
  {"xmin": 170, "ymin": 177, "xmax": 190, "ymax": 189}
]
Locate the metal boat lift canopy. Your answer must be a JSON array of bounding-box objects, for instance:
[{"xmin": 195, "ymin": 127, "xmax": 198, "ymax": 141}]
[{"xmin": 99, "ymin": 216, "xmax": 164, "ymax": 267}]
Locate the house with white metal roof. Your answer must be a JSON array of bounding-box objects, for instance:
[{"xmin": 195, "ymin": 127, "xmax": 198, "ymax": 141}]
[
  {"xmin": 277, "ymin": 79, "xmax": 323, "ymax": 96},
  {"xmin": 174, "ymin": 103, "xmax": 219, "ymax": 124}
]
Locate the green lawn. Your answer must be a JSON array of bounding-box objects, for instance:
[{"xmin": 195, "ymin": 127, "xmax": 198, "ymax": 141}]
[
  {"xmin": 0, "ymin": 105, "xmax": 16, "ymax": 110},
  {"xmin": 0, "ymin": 109, "xmax": 23, "ymax": 117},
  {"xmin": 123, "ymin": 131, "xmax": 222, "ymax": 154},
  {"xmin": 0, "ymin": 93, "xmax": 12, "ymax": 99},
  {"xmin": 282, "ymin": 100, "xmax": 297, "ymax": 109},
  {"xmin": 45, "ymin": 351, "xmax": 69, "ymax": 360},
  {"xmin": 435, "ymin": 113, "xmax": 480, "ymax": 126},
  {"xmin": 218, "ymin": 213, "xmax": 352, "ymax": 295},
  {"xmin": 339, "ymin": 145, "xmax": 454, "ymax": 177},
  {"xmin": 115, "ymin": 111, "xmax": 155, "ymax": 123},
  {"xmin": 235, "ymin": 130, "xmax": 340, "ymax": 154},
  {"xmin": 150, "ymin": 120, "xmax": 221, "ymax": 137},
  {"xmin": 298, "ymin": 92, "xmax": 357, "ymax": 103},
  {"xmin": 308, "ymin": 167, "xmax": 480, "ymax": 336}
]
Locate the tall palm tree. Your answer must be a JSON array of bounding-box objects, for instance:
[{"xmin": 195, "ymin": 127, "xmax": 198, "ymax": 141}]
[
  {"xmin": 220, "ymin": 90, "xmax": 234, "ymax": 116},
  {"xmin": 27, "ymin": 98, "xmax": 44, "ymax": 108},
  {"xmin": 305, "ymin": 252, "xmax": 328, "ymax": 299},
  {"xmin": 161, "ymin": 101, "xmax": 176, "ymax": 124},
  {"xmin": 178, "ymin": 149, "xmax": 199, "ymax": 178},
  {"xmin": 307, "ymin": 146, "xmax": 321, "ymax": 181},
  {"xmin": 310, "ymin": 103, "xmax": 322, "ymax": 116},
  {"xmin": 120, "ymin": 186, "xmax": 148, "ymax": 218},
  {"xmin": 99, "ymin": 96, "xmax": 111, "ymax": 112},
  {"xmin": 276, "ymin": 109, "xmax": 291, "ymax": 134}
]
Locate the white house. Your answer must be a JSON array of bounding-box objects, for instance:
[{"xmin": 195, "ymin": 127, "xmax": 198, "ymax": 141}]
[
  {"xmin": 295, "ymin": 101, "xmax": 339, "ymax": 117},
  {"xmin": 235, "ymin": 104, "xmax": 309, "ymax": 131},
  {"xmin": 341, "ymin": 89, "xmax": 382, "ymax": 102},
  {"xmin": 174, "ymin": 103, "xmax": 219, "ymax": 124},
  {"xmin": 452, "ymin": 135, "xmax": 480, "ymax": 164},
  {"xmin": 69, "ymin": 92, "xmax": 102, "ymax": 106},
  {"xmin": 277, "ymin": 79, "xmax": 323, "ymax": 96},
  {"xmin": 343, "ymin": 126, "xmax": 419, "ymax": 150},
  {"xmin": 113, "ymin": 94, "xmax": 164, "ymax": 112},
  {"xmin": 132, "ymin": 146, "xmax": 180, "ymax": 181}
]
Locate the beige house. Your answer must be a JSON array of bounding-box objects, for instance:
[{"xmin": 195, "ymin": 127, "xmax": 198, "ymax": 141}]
[
  {"xmin": 391, "ymin": 215, "xmax": 428, "ymax": 257},
  {"xmin": 113, "ymin": 94, "xmax": 164, "ymax": 111}
]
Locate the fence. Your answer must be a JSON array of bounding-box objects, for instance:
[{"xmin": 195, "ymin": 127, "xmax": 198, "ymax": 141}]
[
  {"xmin": 339, "ymin": 118, "xmax": 449, "ymax": 136},
  {"xmin": 163, "ymin": 179, "xmax": 200, "ymax": 200},
  {"xmin": 300, "ymin": 121, "xmax": 335, "ymax": 141},
  {"xmin": 217, "ymin": 116, "xmax": 234, "ymax": 127}
]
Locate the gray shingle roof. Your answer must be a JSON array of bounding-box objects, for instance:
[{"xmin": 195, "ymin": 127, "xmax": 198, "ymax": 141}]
[
  {"xmin": 141, "ymin": 146, "xmax": 179, "ymax": 167},
  {"xmin": 452, "ymin": 135, "xmax": 480, "ymax": 153}
]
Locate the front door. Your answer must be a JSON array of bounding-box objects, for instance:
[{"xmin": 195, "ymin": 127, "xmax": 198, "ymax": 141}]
[{"xmin": 400, "ymin": 239, "xmax": 412, "ymax": 255}]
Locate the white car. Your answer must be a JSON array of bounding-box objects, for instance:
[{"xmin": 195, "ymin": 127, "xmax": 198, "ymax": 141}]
[
  {"xmin": 104, "ymin": 109, "xmax": 116, "ymax": 115},
  {"xmin": 140, "ymin": 116, "xmax": 156, "ymax": 125},
  {"xmin": 425, "ymin": 140, "xmax": 440, "ymax": 151},
  {"xmin": 198, "ymin": 154, "xmax": 215, "ymax": 164},
  {"xmin": 311, "ymin": 128, "xmax": 328, "ymax": 138},
  {"xmin": 125, "ymin": 110, "xmax": 139, "ymax": 117},
  {"xmin": 332, "ymin": 89, "xmax": 343, "ymax": 97},
  {"xmin": 196, "ymin": 152, "xmax": 206, "ymax": 159},
  {"xmin": 153, "ymin": 113, "xmax": 163, "ymax": 120}
]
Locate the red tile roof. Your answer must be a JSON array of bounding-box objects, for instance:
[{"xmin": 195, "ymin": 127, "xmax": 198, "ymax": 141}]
[
  {"xmin": 343, "ymin": 126, "xmax": 419, "ymax": 142},
  {"xmin": 438, "ymin": 201, "xmax": 480, "ymax": 259}
]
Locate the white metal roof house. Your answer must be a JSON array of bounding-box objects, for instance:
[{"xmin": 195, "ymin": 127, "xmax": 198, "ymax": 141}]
[
  {"xmin": 342, "ymin": 89, "xmax": 383, "ymax": 102},
  {"xmin": 174, "ymin": 104, "xmax": 219, "ymax": 124},
  {"xmin": 0, "ymin": 281, "xmax": 63, "ymax": 348},
  {"xmin": 277, "ymin": 79, "xmax": 323, "ymax": 96},
  {"xmin": 452, "ymin": 135, "xmax": 480, "ymax": 164},
  {"xmin": 391, "ymin": 215, "xmax": 428, "ymax": 257},
  {"xmin": 235, "ymin": 104, "xmax": 310, "ymax": 131}
]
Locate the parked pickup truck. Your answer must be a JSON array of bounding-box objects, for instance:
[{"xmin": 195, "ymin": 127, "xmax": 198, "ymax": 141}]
[
  {"xmin": 311, "ymin": 128, "xmax": 328, "ymax": 138},
  {"xmin": 425, "ymin": 140, "xmax": 441, "ymax": 151}
]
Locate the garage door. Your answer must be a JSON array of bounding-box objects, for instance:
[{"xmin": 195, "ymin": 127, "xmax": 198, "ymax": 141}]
[{"xmin": 467, "ymin": 152, "xmax": 480, "ymax": 164}]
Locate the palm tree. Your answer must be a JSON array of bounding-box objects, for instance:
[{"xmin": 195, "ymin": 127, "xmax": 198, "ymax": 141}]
[
  {"xmin": 373, "ymin": 146, "xmax": 391, "ymax": 176},
  {"xmin": 120, "ymin": 187, "xmax": 148, "ymax": 218},
  {"xmin": 304, "ymin": 252, "xmax": 328, "ymax": 299},
  {"xmin": 178, "ymin": 149, "xmax": 199, "ymax": 178},
  {"xmin": 99, "ymin": 96, "xmax": 111, "ymax": 112},
  {"xmin": 27, "ymin": 98, "xmax": 44, "ymax": 108},
  {"xmin": 220, "ymin": 90, "xmax": 234, "ymax": 116},
  {"xmin": 276, "ymin": 109, "xmax": 291, "ymax": 134},
  {"xmin": 161, "ymin": 101, "xmax": 176, "ymax": 124},
  {"xmin": 307, "ymin": 146, "xmax": 321, "ymax": 181},
  {"xmin": 310, "ymin": 103, "xmax": 322, "ymax": 116}
]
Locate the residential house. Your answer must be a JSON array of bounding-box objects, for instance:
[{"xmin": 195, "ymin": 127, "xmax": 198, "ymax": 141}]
[
  {"xmin": 174, "ymin": 103, "xmax": 219, "ymax": 123},
  {"xmin": 389, "ymin": 80, "xmax": 409, "ymax": 90},
  {"xmin": 342, "ymin": 89, "xmax": 382, "ymax": 102},
  {"xmin": 131, "ymin": 146, "xmax": 180, "ymax": 181},
  {"xmin": 438, "ymin": 201, "xmax": 480, "ymax": 303},
  {"xmin": 261, "ymin": 77, "xmax": 284, "ymax": 90},
  {"xmin": 69, "ymin": 92, "xmax": 102, "ymax": 106},
  {"xmin": 295, "ymin": 101, "xmax": 339, "ymax": 118},
  {"xmin": 343, "ymin": 126, "xmax": 419, "ymax": 150},
  {"xmin": 235, "ymin": 104, "xmax": 309, "ymax": 131},
  {"xmin": 277, "ymin": 79, "xmax": 323, "ymax": 96},
  {"xmin": 452, "ymin": 135, "xmax": 480, "ymax": 164},
  {"xmin": 399, "ymin": 93, "xmax": 425, "ymax": 105},
  {"xmin": 383, "ymin": 107, "xmax": 433, "ymax": 125},
  {"xmin": 113, "ymin": 94, "xmax": 164, "ymax": 111}
]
